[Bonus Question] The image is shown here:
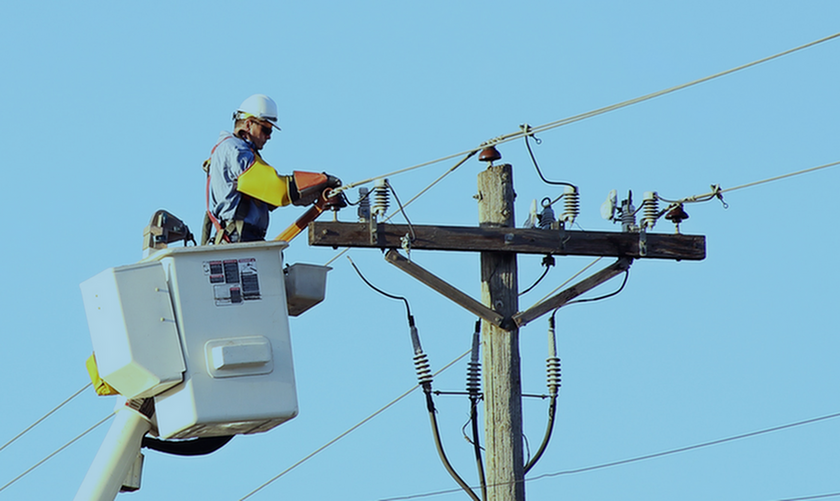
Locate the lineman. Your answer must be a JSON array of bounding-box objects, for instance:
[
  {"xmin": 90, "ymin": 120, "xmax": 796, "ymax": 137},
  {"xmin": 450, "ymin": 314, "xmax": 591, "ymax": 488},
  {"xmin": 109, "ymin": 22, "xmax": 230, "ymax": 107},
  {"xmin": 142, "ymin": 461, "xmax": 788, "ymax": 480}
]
[{"xmin": 203, "ymin": 94, "xmax": 341, "ymax": 244}]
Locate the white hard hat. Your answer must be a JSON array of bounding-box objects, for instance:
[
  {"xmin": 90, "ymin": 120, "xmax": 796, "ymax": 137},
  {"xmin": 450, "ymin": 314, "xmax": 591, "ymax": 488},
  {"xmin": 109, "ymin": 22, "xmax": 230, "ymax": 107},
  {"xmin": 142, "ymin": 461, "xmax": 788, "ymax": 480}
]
[{"xmin": 234, "ymin": 94, "xmax": 280, "ymax": 129}]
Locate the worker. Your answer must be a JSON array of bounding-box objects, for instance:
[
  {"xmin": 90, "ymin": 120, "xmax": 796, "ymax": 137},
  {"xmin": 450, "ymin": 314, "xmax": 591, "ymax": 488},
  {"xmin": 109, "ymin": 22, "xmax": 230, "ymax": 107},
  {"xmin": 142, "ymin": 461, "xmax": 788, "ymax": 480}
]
[{"xmin": 203, "ymin": 94, "xmax": 341, "ymax": 244}]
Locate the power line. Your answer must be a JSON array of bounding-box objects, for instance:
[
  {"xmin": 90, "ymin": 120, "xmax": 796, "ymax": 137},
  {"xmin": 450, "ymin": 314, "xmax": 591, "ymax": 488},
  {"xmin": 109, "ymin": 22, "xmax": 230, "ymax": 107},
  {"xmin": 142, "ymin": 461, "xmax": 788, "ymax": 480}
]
[
  {"xmin": 323, "ymin": 152, "xmax": 475, "ymax": 267},
  {"xmin": 377, "ymin": 411, "xmax": 840, "ymax": 501},
  {"xmin": 0, "ymin": 383, "xmax": 91, "ymax": 454},
  {"xmin": 238, "ymin": 350, "xmax": 472, "ymax": 500},
  {"xmin": 659, "ymin": 160, "xmax": 840, "ymax": 207},
  {"xmin": 776, "ymin": 493, "xmax": 840, "ymax": 501},
  {"xmin": 0, "ymin": 412, "xmax": 114, "ymax": 494},
  {"xmin": 332, "ymin": 31, "xmax": 840, "ymax": 196}
]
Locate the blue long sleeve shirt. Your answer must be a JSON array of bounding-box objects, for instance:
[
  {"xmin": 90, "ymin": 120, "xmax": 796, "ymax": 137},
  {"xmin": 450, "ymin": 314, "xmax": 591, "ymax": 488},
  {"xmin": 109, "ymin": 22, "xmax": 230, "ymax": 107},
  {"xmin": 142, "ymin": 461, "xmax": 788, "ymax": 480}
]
[{"xmin": 208, "ymin": 131, "xmax": 272, "ymax": 233}]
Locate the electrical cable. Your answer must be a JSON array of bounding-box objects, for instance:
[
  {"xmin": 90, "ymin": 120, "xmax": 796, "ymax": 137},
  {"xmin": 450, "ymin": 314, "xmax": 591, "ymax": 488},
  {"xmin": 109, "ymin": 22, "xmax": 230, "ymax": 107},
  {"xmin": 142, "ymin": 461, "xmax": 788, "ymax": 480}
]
[
  {"xmin": 386, "ymin": 180, "xmax": 417, "ymax": 244},
  {"xmin": 523, "ymin": 128, "xmax": 575, "ymax": 188},
  {"xmin": 425, "ymin": 388, "xmax": 481, "ymax": 501},
  {"xmin": 347, "ymin": 257, "xmax": 478, "ymax": 500},
  {"xmin": 0, "ymin": 412, "xmax": 115, "ymax": 494},
  {"xmin": 564, "ymin": 269, "xmax": 630, "ymax": 306},
  {"xmin": 347, "ymin": 256, "xmax": 412, "ymax": 320},
  {"xmin": 532, "ymin": 257, "xmax": 603, "ymax": 307},
  {"xmin": 659, "ymin": 160, "xmax": 840, "ymax": 207},
  {"xmin": 524, "ymin": 313, "xmax": 561, "ymax": 474},
  {"xmin": 519, "ymin": 256, "xmax": 555, "ymax": 296},
  {"xmin": 465, "ymin": 319, "xmax": 487, "ymax": 501},
  {"xmin": 377, "ymin": 411, "xmax": 840, "ymax": 501},
  {"xmin": 0, "ymin": 382, "xmax": 91, "ymax": 454},
  {"xmin": 323, "ymin": 151, "xmax": 477, "ymax": 267},
  {"xmin": 238, "ymin": 350, "xmax": 472, "ymax": 500},
  {"xmin": 331, "ymin": 32, "xmax": 840, "ymax": 198},
  {"xmin": 776, "ymin": 493, "xmax": 840, "ymax": 501},
  {"xmin": 520, "ymin": 266, "xmax": 550, "ymax": 296},
  {"xmin": 142, "ymin": 435, "xmax": 233, "ymax": 456}
]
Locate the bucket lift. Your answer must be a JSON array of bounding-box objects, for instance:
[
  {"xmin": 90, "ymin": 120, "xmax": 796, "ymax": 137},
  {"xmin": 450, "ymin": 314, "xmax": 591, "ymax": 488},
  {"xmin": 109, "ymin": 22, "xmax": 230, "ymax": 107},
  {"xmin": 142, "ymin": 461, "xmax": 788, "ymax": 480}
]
[{"xmin": 75, "ymin": 213, "xmax": 331, "ymax": 501}]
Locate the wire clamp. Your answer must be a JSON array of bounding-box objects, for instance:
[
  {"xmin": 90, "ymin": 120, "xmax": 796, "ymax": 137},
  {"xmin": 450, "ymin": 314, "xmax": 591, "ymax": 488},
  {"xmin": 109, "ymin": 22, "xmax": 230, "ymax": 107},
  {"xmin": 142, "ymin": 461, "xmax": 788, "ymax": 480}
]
[
  {"xmin": 711, "ymin": 184, "xmax": 729, "ymax": 209},
  {"xmin": 557, "ymin": 221, "xmax": 567, "ymax": 252},
  {"xmin": 401, "ymin": 233, "xmax": 412, "ymax": 260}
]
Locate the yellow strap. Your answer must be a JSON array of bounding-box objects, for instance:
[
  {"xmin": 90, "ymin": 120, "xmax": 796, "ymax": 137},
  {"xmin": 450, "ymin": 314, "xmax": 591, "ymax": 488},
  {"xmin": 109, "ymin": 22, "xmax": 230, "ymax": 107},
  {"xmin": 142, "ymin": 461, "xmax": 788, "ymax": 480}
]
[{"xmin": 236, "ymin": 154, "xmax": 292, "ymax": 207}]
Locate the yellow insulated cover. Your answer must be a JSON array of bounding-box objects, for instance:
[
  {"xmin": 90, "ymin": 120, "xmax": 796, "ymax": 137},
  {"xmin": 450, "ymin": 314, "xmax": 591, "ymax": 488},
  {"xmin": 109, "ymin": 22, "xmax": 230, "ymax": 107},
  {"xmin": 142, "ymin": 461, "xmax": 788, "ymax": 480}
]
[{"xmin": 236, "ymin": 154, "xmax": 292, "ymax": 207}]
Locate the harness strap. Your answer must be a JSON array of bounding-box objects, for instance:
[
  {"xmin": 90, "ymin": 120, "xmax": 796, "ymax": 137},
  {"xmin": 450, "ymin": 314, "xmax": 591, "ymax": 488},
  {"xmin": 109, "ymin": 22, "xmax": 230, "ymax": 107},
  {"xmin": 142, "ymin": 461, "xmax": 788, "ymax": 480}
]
[{"xmin": 204, "ymin": 134, "xmax": 255, "ymax": 244}]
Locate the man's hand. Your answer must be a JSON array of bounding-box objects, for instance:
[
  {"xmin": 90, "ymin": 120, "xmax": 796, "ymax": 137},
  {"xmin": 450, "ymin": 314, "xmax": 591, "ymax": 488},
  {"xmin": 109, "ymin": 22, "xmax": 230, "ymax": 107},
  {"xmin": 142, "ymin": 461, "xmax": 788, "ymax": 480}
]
[{"xmin": 291, "ymin": 171, "xmax": 342, "ymax": 206}]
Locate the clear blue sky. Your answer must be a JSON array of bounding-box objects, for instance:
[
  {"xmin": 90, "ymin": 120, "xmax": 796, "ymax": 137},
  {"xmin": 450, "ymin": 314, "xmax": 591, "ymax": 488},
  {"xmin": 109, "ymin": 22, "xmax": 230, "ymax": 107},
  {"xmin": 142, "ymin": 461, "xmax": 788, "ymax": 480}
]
[{"xmin": 1, "ymin": 2, "xmax": 838, "ymax": 500}]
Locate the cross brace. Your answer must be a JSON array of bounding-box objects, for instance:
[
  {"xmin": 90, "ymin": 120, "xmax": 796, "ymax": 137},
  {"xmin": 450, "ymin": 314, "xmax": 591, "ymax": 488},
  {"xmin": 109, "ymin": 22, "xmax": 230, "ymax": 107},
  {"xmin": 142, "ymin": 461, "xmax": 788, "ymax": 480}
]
[{"xmin": 385, "ymin": 249, "xmax": 633, "ymax": 329}]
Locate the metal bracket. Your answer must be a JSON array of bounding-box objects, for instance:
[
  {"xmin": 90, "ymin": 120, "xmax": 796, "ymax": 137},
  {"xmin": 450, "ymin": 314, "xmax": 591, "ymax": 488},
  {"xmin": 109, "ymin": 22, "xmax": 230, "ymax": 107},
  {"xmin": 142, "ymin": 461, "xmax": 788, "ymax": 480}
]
[
  {"xmin": 639, "ymin": 227, "xmax": 648, "ymax": 257},
  {"xmin": 557, "ymin": 221, "xmax": 566, "ymax": 253}
]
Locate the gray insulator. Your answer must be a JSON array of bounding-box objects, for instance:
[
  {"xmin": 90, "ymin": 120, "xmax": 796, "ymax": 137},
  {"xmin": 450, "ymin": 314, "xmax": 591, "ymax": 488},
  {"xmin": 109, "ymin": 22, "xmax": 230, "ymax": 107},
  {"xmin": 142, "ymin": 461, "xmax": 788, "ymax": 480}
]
[
  {"xmin": 466, "ymin": 361, "xmax": 482, "ymax": 397},
  {"xmin": 414, "ymin": 352, "xmax": 433, "ymax": 387},
  {"xmin": 546, "ymin": 357, "xmax": 561, "ymax": 396},
  {"xmin": 538, "ymin": 204, "xmax": 556, "ymax": 230},
  {"xmin": 620, "ymin": 200, "xmax": 636, "ymax": 232}
]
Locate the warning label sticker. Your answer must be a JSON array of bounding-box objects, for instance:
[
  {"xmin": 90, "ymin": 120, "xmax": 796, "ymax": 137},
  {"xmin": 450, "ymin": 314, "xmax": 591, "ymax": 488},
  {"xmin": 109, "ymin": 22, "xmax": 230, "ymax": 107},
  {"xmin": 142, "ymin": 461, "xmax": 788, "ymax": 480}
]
[{"xmin": 202, "ymin": 258, "xmax": 261, "ymax": 306}]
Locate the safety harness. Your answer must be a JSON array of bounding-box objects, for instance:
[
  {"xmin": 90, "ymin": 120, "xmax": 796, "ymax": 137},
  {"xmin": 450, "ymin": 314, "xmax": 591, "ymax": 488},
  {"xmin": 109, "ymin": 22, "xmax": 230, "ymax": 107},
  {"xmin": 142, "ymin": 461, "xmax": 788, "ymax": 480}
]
[{"xmin": 202, "ymin": 134, "xmax": 256, "ymax": 245}]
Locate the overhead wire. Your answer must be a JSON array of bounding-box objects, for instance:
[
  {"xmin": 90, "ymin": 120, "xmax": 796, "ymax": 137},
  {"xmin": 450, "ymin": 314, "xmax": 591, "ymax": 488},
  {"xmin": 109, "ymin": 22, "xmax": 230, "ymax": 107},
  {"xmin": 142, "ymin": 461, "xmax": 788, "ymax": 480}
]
[
  {"xmin": 776, "ymin": 493, "xmax": 840, "ymax": 501},
  {"xmin": 0, "ymin": 412, "xmax": 115, "ymax": 494},
  {"xmin": 0, "ymin": 382, "xmax": 91, "ymax": 454},
  {"xmin": 377, "ymin": 411, "xmax": 840, "ymax": 501},
  {"xmin": 323, "ymin": 151, "xmax": 477, "ymax": 267},
  {"xmin": 660, "ymin": 160, "xmax": 840, "ymax": 206},
  {"xmin": 295, "ymin": 31, "xmax": 840, "ymax": 499},
  {"xmin": 324, "ymin": 32, "xmax": 840, "ymax": 269},
  {"xmin": 330, "ymin": 31, "xmax": 840, "ymax": 198}
]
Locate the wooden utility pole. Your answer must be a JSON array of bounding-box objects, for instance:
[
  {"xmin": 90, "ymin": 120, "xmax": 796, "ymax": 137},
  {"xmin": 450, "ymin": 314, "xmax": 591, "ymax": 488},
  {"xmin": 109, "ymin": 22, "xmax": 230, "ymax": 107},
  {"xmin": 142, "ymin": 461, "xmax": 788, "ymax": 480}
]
[
  {"xmin": 477, "ymin": 164, "xmax": 524, "ymax": 501},
  {"xmin": 308, "ymin": 161, "xmax": 705, "ymax": 501}
]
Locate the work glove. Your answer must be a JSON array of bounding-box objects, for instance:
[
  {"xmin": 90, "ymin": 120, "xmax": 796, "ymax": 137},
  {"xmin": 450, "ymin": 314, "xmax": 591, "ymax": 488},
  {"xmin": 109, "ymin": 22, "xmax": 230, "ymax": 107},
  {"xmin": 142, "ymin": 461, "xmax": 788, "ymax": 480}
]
[{"xmin": 291, "ymin": 171, "xmax": 342, "ymax": 206}]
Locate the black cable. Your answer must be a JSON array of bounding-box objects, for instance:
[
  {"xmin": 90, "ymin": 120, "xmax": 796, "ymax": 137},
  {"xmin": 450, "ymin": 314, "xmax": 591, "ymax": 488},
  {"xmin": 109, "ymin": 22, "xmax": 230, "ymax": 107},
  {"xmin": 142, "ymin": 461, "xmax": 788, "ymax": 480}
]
[
  {"xmin": 524, "ymin": 397, "xmax": 556, "ymax": 474},
  {"xmin": 142, "ymin": 435, "xmax": 233, "ymax": 456},
  {"xmin": 519, "ymin": 255, "xmax": 555, "ymax": 296},
  {"xmin": 566, "ymin": 269, "xmax": 630, "ymax": 306},
  {"xmin": 524, "ymin": 314, "xmax": 560, "ymax": 474},
  {"xmin": 348, "ymin": 256, "xmax": 476, "ymax": 498},
  {"xmin": 425, "ymin": 389, "xmax": 481, "ymax": 501},
  {"xmin": 341, "ymin": 186, "xmax": 374, "ymax": 207},
  {"xmin": 466, "ymin": 319, "xmax": 487, "ymax": 501},
  {"xmin": 347, "ymin": 256, "xmax": 412, "ymax": 321},
  {"xmin": 521, "ymin": 126, "xmax": 575, "ymax": 188}
]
